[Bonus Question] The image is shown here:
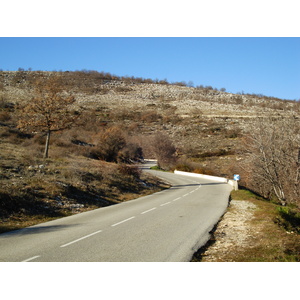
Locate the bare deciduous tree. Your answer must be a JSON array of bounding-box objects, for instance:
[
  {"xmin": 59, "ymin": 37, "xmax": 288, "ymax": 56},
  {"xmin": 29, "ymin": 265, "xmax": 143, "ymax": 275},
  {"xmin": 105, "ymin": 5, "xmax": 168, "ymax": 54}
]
[
  {"xmin": 18, "ymin": 75, "xmax": 76, "ymax": 158},
  {"xmin": 241, "ymin": 117, "xmax": 300, "ymax": 206}
]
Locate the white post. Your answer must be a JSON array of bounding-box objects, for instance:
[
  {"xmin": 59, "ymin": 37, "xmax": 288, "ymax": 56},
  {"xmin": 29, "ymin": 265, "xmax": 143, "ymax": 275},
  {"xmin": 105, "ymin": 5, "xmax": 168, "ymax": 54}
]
[{"xmin": 234, "ymin": 180, "xmax": 238, "ymax": 191}]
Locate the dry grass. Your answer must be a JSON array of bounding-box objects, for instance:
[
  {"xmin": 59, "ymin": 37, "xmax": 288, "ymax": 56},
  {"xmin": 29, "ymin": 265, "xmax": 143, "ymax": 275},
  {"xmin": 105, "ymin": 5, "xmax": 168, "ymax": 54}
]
[
  {"xmin": 0, "ymin": 138, "xmax": 167, "ymax": 234},
  {"xmin": 193, "ymin": 189, "xmax": 300, "ymax": 262},
  {"xmin": 233, "ymin": 198, "xmax": 300, "ymax": 262},
  {"xmin": 1, "ymin": 70, "xmax": 299, "ymax": 240}
]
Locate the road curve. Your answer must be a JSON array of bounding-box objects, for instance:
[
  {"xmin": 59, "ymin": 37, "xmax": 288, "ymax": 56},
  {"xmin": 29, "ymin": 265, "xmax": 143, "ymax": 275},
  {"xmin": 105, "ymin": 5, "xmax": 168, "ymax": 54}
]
[{"xmin": 0, "ymin": 160, "xmax": 232, "ymax": 262}]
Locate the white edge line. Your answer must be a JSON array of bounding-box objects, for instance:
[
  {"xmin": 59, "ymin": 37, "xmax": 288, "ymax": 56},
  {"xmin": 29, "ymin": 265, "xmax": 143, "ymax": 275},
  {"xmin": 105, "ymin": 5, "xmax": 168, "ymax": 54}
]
[
  {"xmin": 111, "ymin": 216, "xmax": 135, "ymax": 227},
  {"xmin": 22, "ymin": 255, "xmax": 41, "ymax": 262},
  {"xmin": 141, "ymin": 207, "xmax": 157, "ymax": 214},
  {"xmin": 60, "ymin": 230, "xmax": 103, "ymax": 248}
]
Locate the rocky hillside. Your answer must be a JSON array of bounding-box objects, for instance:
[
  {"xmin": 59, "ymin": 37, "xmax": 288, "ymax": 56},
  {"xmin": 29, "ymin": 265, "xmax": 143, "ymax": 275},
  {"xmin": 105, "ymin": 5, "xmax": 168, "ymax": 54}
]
[{"xmin": 1, "ymin": 70, "xmax": 299, "ymax": 177}]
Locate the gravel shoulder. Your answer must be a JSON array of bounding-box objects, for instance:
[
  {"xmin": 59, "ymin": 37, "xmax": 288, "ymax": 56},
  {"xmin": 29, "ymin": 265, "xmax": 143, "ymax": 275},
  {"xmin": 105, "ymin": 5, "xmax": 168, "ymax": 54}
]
[{"xmin": 192, "ymin": 199, "xmax": 257, "ymax": 262}]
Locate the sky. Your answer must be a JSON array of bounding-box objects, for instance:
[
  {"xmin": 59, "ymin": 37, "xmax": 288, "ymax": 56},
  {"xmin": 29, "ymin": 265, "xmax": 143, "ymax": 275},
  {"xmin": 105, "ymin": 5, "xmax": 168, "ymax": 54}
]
[
  {"xmin": 1, "ymin": 37, "xmax": 299, "ymax": 100},
  {"xmin": 0, "ymin": 2, "xmax": 298, "ymax": 294}
]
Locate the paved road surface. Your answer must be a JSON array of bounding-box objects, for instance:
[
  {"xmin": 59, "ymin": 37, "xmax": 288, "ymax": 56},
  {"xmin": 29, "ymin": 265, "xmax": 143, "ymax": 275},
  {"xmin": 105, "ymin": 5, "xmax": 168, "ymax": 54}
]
[{"xmin": 0, "ymin": 161, "xmax": 232, "ymax": 262}]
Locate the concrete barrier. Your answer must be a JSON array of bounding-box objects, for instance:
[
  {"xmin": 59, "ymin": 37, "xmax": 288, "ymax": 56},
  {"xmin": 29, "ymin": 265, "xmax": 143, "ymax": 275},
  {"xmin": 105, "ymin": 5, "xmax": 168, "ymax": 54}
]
[{"xmin": 174, "ymin": 170, "xmax": 238, "ymax": 190}]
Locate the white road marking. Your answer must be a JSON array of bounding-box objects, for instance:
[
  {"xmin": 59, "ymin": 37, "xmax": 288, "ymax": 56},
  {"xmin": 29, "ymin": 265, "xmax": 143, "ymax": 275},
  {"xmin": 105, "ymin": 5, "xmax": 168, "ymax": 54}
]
[
  {"xmin": 111, "ymin": 216, "xmax": 135, "ymax": 227},
  {"xmin": 60, "ymin": 230, "xmax": 103, "ymax": 248},
  {"xmin": 141, "ymin": 207, "xmax": 157, "ymax": 214},
  {"xmin": 173, "ymin": 197, "xmax": 181, "ymax": 201},
  {"xmin": 160, "ymin": 202, "xmax": 171, "ymax": 206},
  {"xmin": 183, "ymin": 193, "xmax": 189, "ymax": 197},
  {"xmin": 22, "ymin": 255, "xmax": 40, "ymax": 262}
]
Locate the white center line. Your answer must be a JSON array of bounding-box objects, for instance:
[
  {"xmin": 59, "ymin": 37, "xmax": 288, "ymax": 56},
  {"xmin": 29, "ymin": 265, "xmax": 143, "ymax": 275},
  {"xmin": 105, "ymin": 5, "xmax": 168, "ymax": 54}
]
[
  {"xmin": 111, "ymin": 216, "xmax": 135, "ymax": 227},
  {"xmin": 173, "ymin": 197, "xmax": 181, "ymax": 201},
  {"xmin": 141, "ymin": 207, "xmax": 157, "ymax": 214},
  {"xmin": 60, "ymin": 230, "xmax": 103, "ymax": 248},
  {"xmin": 160, "ymin": 202, "xmax": 171, "ymax": 206},
  {"xmin": 22, "ymin": 255, "xmax": 41, "ymax": 262}
]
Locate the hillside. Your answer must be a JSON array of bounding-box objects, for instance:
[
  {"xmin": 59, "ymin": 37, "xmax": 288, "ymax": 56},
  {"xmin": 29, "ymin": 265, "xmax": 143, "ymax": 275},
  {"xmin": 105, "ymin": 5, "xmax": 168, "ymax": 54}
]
[
  {"xmin": 1, "ymin": 70, "xmax": 299, "ymax": 176},
  {"xmin": 1, "ymin": 70, "xmax": 299, "ymax": 235}
]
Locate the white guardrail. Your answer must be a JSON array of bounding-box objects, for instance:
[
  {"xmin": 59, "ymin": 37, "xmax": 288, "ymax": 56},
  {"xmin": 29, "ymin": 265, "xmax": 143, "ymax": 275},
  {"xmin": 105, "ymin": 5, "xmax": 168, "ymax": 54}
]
[{"xmin": 174, "ymin": 170, "xmax": 238, "ymax": 190}]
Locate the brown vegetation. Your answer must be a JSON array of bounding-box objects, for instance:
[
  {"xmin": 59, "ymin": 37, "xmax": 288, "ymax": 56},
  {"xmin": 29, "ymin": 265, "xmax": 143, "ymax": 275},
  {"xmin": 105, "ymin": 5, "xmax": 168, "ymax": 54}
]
[
  {"xmin": 1, "ymin": 70, "xmax": 299, "ymax": 240},
  {"xmin": 238, "ymin": 117, "xmax": 299, "ymax": 208},
  {"xmin": 0, "ymin": 137, "xmax": 167, "ymax": 234},
  {"xmin": 17, "ymin": 75, "xmax": 77, "ymax": 158}
]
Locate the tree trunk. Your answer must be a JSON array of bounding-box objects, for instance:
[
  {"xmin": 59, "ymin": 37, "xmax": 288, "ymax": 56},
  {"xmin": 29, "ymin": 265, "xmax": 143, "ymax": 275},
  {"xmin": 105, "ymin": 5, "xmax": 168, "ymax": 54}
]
[{"xmin": 44, "ymin": 130, "xmax": 51, "ymax": 159}]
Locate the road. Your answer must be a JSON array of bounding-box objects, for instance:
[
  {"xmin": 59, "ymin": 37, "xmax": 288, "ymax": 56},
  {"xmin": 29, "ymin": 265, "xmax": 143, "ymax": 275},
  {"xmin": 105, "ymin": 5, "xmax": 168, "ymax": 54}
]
[{"xmin": 0, "ymin": 161, "xmax": 232, "ymax": 262}]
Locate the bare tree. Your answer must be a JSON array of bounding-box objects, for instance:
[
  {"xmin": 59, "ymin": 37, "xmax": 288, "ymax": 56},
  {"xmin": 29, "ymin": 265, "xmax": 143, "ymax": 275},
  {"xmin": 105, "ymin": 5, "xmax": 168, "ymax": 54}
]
[
  {"xmin": 18, "ymin": 75, "xmax": 76, "ymax": 158},
  {"xmin": 151, "ymin": 132, "xmax": 177, "ymax": 170},
  {"xmin": 241, "ymin": 117, "xmax": 300, "ymax": 206}
]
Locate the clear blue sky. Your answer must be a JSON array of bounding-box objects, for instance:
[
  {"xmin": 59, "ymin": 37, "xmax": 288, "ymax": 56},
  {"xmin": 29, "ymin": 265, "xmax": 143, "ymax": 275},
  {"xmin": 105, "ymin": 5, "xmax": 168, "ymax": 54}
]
[{"xmin": 0, "ymin": 37, "xmax": 299, "ymax": 100}]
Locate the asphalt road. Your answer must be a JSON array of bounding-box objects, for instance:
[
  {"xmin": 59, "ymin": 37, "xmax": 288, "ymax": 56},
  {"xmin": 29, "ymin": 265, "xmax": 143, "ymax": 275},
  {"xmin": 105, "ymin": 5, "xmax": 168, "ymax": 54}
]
[{"xmin": 0, "ymin": 161, "xmax": 232, "ymax": 262}]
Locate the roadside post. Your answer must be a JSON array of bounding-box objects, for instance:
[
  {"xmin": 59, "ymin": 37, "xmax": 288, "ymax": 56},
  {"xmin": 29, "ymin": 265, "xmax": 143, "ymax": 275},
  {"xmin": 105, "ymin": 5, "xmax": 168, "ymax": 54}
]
[{"xmin": 233, "ymin": 174, "xmax": 240, "ymax": 191}]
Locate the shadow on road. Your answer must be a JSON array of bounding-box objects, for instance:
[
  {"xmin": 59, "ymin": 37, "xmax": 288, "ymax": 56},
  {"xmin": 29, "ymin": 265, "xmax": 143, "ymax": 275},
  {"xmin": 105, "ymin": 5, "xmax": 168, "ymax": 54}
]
[
  {"xmin": 1, "ymin": 224, "xmax": 79, "ymax": 237},
  {"xmin": 171, "ymin": 182, "xmax": 228, "ymax": 189}
]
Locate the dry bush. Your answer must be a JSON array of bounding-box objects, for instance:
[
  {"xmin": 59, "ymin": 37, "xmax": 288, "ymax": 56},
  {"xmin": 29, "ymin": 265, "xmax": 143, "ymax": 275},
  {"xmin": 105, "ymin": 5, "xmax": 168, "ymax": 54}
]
[
  {"xmin": 117, "ymin": 142, "xmax": 143, "ymax": 163},
  {"xmin": 0, "ymin": 127, "xmax": 33, "ymax": 145},
  {"xmin": 109, "ymin": 168, "xmax": 141, "ymax": 193},
  {"xmin": 87, "ymin": 126, "xmax": 143, "ymax": 163},
  {"xmin": 151, "ymin": 132, "xmax": 177, "ymax": 170},
  {"xmin": 192, "ymin": 148, "xmax": 235, "ymax": 159},
  {"xmin": 77, "ymin": 109, "xmax": 108, "ymax": 132},
  {"xmin": 89, "ymin": 126, "xmax": 126, "ymax": 162},
  {"xmin": 117, "ymin": 164, "xmax": 141, "ymax": 179},
  {"xmin": 174, "ymin": 157, "xmax": 216, "ymax": 175},
  {"xmin": 133, "ymin": 134, "xmax": 154, "ymax": 158},
  {"xmin": 140, "ymin": 110, "xmax": 162, "ymax": 123}
]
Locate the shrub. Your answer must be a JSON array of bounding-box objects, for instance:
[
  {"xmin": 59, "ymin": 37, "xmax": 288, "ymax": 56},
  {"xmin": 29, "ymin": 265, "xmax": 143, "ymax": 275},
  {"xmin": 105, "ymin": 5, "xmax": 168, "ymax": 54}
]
[
  {"xmin": 88, "ymin": 126, "xmax": 143, "ymax": 163},
  {"xmin": 117, "ymin": 143, "xmax": 143, "ymax": 163},
  {"xmin": 275, "ymin": 207, "xmax": 300, "ymax": 233},
  {"xmin": 175, "ymin": 163, "xmax": 192, "ymax": 172},
  {"xmin": 90, "ymin": 127, "xmax": 126, "ymax": 162},
  {"xmin": 174, "ymin": 157, "xmax": 216, "ymax": 175},
  {"xmin": 117, "ymin": 164, "xmax": 141, "ymax": 179},
  {"xmin": 151, "ymin": 132, "xmax": 177, "ymax": 170}
]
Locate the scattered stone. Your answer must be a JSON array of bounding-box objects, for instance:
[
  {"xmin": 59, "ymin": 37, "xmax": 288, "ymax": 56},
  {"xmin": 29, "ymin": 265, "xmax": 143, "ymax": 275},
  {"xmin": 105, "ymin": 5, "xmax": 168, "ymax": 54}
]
[{"xmin": 199, "ymin": 200, "xmax": 257, "ymax": 261}]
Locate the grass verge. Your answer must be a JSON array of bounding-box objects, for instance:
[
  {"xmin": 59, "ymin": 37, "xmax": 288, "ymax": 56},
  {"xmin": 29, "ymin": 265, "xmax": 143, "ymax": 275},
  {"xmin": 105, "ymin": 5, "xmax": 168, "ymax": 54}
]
[{"xmin": 192, "ymin": 188, "xmax": 300, "ymax": 262}]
